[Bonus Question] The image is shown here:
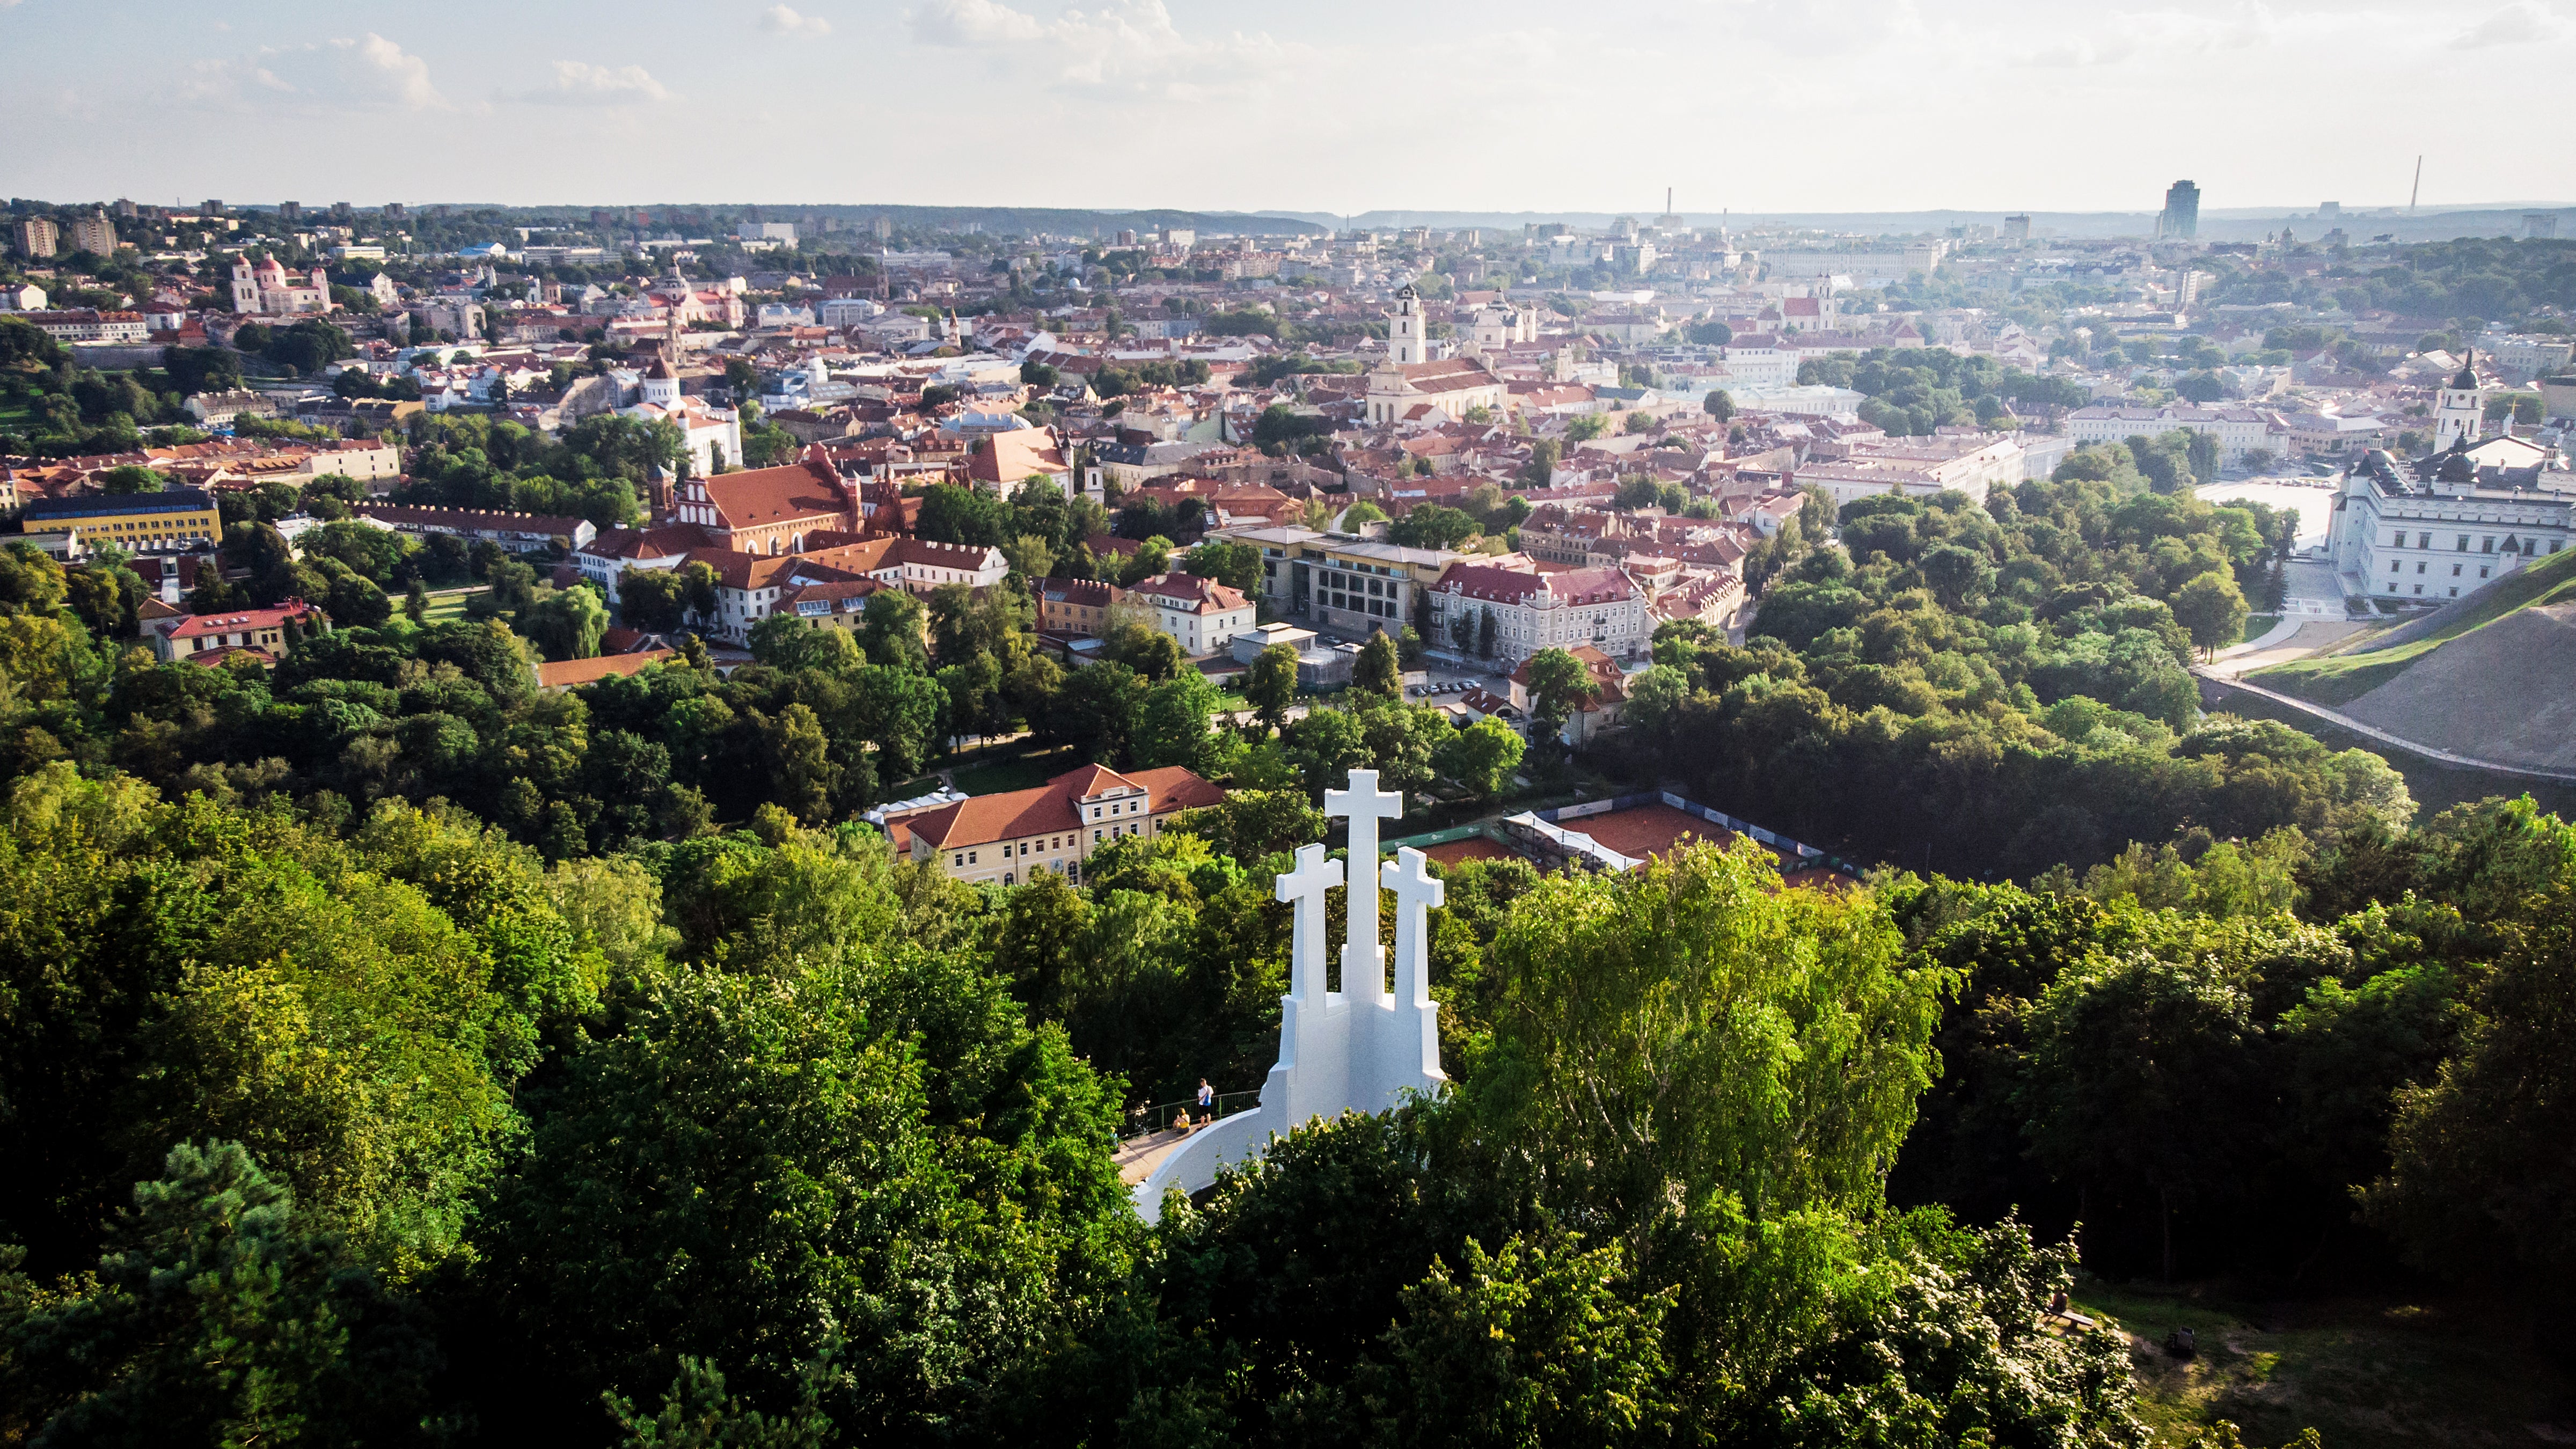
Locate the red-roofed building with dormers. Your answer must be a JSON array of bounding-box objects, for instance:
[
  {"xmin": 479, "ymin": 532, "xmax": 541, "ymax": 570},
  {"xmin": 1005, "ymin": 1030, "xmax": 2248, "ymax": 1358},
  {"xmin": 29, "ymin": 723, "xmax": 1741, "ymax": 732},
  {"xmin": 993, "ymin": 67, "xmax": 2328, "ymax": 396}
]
[{"xmin": 903, "ymin": 763, "xmax": 1225, "ymax": 885}]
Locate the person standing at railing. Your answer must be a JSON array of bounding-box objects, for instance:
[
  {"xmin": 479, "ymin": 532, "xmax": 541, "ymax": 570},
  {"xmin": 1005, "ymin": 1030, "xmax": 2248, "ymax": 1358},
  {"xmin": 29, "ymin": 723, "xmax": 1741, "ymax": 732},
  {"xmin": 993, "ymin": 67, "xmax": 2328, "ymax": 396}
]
[{"xmin": 1195, "ymin": 1079, "xmax": 1214, "ymax": 1125}]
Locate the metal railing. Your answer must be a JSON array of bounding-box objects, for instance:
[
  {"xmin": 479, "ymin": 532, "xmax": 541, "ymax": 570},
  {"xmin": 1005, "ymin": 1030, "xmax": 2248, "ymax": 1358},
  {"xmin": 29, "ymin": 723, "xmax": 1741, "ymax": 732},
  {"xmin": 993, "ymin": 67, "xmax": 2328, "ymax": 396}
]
[{"xmin": 1119, "ymin": 1089, "xmax": 1261, "ymax": 1143}]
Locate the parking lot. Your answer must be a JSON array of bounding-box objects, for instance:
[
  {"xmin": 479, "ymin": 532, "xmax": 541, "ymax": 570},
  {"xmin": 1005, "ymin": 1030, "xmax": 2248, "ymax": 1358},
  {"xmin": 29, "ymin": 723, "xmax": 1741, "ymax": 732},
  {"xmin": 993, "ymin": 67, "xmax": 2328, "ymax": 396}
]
[{"xmin": 1409, "ymin": 657, "xmax": 1511, "ymax": 699}]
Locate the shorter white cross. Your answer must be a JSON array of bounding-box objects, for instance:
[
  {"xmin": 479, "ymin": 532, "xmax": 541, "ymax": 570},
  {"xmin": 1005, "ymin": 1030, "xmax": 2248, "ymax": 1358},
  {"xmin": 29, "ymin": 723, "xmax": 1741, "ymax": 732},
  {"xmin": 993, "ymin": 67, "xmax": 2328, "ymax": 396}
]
[
  {"xmin": 1274, "ymin": 842, "xmax": 1342, "ymax": 1003},
  {"xmin": 1382, "ymin": 846, "xmax": 1445, "ymax": 1008}
]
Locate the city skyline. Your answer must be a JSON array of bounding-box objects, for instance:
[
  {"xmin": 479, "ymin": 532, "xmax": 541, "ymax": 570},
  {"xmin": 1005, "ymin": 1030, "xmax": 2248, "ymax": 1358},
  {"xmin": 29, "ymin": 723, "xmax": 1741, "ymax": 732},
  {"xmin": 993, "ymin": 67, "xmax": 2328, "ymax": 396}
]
[{"xmin": 4, "ymin": 0, "xmax": 2572, "ymax": 215}]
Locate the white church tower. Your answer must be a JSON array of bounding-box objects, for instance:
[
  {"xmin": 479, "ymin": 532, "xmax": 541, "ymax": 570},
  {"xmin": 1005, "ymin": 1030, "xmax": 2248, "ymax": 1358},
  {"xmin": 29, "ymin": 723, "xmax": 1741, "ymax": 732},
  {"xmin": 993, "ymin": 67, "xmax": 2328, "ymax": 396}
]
[
  {"xmin": 2433, "ymin": 352, "xmax": 2483, "ymax": 453},
  {"xmin": 1387, "ymin": 284, "xmax": 1428, "ymax": 365}
]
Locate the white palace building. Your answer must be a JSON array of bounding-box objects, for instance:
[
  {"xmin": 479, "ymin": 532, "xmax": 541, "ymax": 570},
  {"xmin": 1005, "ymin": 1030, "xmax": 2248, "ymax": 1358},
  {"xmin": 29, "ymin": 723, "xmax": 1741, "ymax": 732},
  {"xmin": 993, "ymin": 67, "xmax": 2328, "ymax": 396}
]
[{"xmin": 2329, "ymin": 356, "xmax": 2573, "ymax": 605}]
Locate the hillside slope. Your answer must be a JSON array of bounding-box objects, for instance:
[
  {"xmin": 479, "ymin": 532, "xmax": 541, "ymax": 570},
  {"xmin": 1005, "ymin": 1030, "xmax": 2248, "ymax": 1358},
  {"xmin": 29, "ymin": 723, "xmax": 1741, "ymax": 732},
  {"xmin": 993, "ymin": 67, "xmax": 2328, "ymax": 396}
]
[
  {"xmin": 2334, "ymin": 601, "xmax": 2576, "ymax": 772},
  {"xmin": 2249, "ymin": 547, "xmax": 2576, "ymax": 772},
  {"xmin": 2252, "ymin": 547, "xmax": 2576, "ymax": 708}
]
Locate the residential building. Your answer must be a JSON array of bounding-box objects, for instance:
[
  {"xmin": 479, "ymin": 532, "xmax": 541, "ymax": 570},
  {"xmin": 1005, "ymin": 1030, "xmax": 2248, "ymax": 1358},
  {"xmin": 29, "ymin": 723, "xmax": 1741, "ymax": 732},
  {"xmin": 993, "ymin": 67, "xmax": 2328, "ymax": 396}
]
[
  {"xmin": 1125, "ymin": 571, "xmax": 1256, "ymax": 655},
  {"xmin": 185, "ymin": 390, "xmax": 282, "ymax": 428},
  {"xmin": 1506, "ymin": 644, "xmax": 1633, "ymax": 745},
  {"xmin": 1427, "ymin": 561, "xmax": 1650, "ymax": 665},
  {"xmin": 581, "ymin": 530, "xmax": 1004, "ymax": 639},
  {"xmin": 150, "ymin": 599, "xmax": 329, "ymax": 667},
  {"xmin": 20, "ymin": 487, "xmax": 222, "ymax": 558},
  {"xmin": 350, "ymin": 502, "xmax": 598, "ymax": 552},
  {"xmin": 16, "ymin": 309, "xmax": 149, "ymax": 343},
  {"xmin": 969, "ymin": 428, "xmax": 1077, "ymax": 494},
  {"xmin": 2329, "ymin": 447, "xmax": 2574, "ymax": 606},
  {"xmin": 904, "ymin": 763, "xmax": 1225, "ymax": 886},
  {"xmin": 1093, "ymin": 438, "xmax": 1231, "ymax": 489},
  {"xmin": 12, "ymin": 217, "xmax": 58, "ymax": 259},
  {"xmin": 2284, "ymin": 412, "xmax": 2385, "ymax": 459},
  {"xmin": 1037, "ymin": 576, "xmax": 1123, "ymax": 635},
  {"xmin": 1225, "ymin": 525, "xmax": 1461, "ymax": 641},
  {"xmin": 67, "ymin": 210, "xmax": 116, "ymax": 255}
]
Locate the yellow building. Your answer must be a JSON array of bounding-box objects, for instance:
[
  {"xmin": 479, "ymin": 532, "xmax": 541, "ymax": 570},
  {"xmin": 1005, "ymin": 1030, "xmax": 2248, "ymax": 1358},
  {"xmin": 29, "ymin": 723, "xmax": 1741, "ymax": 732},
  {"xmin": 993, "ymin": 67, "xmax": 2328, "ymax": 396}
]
[{"xmin": 21, "ymin": 486, "xmax": 223, "ymax": 558}]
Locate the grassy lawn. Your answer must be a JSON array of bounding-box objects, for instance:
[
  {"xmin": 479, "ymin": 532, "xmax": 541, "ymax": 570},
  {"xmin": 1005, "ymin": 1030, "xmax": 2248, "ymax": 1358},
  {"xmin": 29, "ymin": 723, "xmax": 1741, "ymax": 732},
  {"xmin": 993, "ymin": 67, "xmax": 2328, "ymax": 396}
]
[
  {"xmin": 417, "ymin": 588, "xmax": 487, "ymax": 626},
  {"xmin": 2074, "ymin": 1282, "xmax": 2572, "ymax": 1448},
  {"xmin": 948, "ymin": 744, "xmax": 1079, "ymax": 797},
  {"xmin": 2235, "ymin": 614, "xmax": 2281, "ymax": 646},
  {"xmin": 2251, "ymin": 547, "xmax": 2576, "ymax": 706}
]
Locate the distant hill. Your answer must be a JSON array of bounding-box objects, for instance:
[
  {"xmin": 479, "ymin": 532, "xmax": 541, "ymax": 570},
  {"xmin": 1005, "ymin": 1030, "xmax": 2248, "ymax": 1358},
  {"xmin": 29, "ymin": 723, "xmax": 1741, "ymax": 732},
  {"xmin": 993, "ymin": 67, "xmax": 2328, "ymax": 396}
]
[
  {"xmin": 1265, "ymin": 205, "xmax": 2575, "ymax": 244},
  {"xmin": 2251, "ymin": 547, "xmax": 2576, "ymax": 773}
]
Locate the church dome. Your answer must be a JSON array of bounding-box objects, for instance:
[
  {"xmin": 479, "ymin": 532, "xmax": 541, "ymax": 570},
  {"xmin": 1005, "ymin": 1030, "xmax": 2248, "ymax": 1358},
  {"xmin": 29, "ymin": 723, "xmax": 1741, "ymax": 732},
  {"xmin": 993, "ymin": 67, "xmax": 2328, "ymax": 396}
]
[{"xmin": 2450, "ymin": 349, "xmax": 2477, "ymax": 391}]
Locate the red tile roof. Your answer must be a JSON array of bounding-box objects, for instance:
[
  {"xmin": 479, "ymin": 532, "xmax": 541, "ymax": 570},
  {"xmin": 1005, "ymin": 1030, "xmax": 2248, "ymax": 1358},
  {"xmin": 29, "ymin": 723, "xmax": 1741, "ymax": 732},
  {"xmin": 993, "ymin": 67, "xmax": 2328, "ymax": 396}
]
[
  {"xmin": 166, "ymin": 600, "xmax": 324, "ymax": 641},
  {"xmin": 908, "ymin": 763, "xmax": 1224, "ymax": 851},
  {"xmin": 702, "ymin": 455, "xmax": 854, "ymax": 532},
  {"xmin": 1126, "ymin": 571, "xmax": 1249, "ymax": 614}
]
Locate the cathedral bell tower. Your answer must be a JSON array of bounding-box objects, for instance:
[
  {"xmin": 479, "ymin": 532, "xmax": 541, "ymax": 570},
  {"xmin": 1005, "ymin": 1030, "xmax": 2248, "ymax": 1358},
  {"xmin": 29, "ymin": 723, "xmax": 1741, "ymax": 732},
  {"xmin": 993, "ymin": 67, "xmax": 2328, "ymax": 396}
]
[{"xmin": 2433, "ymin": 351, "xmax": 2483, "ymax": 453}]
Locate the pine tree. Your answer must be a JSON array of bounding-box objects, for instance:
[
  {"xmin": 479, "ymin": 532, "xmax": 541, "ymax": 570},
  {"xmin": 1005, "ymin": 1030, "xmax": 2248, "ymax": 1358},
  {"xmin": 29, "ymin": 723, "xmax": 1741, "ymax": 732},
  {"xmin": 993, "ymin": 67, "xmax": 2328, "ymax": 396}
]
[{"xmin": 405, "ymin": 577, "xmax": 430, "ymax": 623}]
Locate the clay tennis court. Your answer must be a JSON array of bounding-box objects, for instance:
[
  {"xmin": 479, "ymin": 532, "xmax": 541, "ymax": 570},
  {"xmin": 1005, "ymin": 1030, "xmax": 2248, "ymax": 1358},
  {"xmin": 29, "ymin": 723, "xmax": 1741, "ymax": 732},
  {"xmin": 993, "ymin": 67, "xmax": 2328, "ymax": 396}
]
[{"xmin": 1558, "ymin": 802, "xmax": 1739, "ymax": 861}]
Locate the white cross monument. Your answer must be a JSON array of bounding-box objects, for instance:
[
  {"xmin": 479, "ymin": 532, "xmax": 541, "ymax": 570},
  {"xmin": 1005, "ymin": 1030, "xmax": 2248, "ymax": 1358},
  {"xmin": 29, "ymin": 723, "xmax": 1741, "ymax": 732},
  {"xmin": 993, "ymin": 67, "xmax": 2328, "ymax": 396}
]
[{"xmin": 1131, "ymin": 769, "xmax": 1449, "ymax": 1221}]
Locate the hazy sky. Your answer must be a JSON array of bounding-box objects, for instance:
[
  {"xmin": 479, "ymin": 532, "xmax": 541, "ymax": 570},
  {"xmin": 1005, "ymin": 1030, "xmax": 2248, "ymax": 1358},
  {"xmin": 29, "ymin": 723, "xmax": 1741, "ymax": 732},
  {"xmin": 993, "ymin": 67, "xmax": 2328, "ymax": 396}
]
[{"xmin": 4, "ymin": 0, "xmax": 2568, "ymax": 216}]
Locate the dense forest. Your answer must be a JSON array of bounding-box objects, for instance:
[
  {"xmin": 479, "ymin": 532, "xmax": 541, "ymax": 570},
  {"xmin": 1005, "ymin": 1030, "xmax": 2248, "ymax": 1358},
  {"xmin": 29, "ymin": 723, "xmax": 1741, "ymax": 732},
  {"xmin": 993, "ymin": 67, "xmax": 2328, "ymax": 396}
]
[
  {"xmin": 1612, "ymin": 442, "xmax": 2367, "ymax": 876},
  {"xmin": 2200, "ymin": 236, "xmax": 2576, "ymax": 321},
  {"xmin": 1, "ymin": 750, "xmax": 2566, "ymax": 1444}
]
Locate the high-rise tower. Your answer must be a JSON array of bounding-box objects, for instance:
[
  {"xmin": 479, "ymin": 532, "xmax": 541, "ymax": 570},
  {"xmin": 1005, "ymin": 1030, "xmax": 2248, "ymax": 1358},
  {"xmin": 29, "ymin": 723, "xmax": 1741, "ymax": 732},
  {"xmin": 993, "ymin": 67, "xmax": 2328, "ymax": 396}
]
[{"xmin": 2161, "ymin": 180, "xmax": 2201, "ymax": 240}]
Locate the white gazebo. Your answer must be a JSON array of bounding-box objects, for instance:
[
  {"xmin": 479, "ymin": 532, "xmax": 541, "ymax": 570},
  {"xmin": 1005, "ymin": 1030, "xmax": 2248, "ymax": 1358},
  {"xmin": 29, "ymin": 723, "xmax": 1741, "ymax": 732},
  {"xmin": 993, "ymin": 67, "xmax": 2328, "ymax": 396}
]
[{"xmin": 1129, "ymin": 769, "xmax": 1449, "ymax": 1221}]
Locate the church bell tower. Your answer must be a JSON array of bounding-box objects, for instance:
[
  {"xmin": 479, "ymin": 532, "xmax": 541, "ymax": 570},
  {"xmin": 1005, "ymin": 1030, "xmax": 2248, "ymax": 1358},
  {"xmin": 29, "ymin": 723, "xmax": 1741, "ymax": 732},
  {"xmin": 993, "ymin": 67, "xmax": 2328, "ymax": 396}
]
[
  {"xmin": 1387, "ymin": 284, "xmax": 1428, "ymax": 365},
  {"xmin": 2433, "ymin": 352, "xmax": 2483, "ymax": 453}
]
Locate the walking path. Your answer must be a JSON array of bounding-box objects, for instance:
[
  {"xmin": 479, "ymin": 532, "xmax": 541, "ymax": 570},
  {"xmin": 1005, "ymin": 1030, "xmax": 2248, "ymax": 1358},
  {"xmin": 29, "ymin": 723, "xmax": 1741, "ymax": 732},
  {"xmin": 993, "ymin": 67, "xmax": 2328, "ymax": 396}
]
[
  {"xmin": 1114, "ymin": 1126, "xmax": 1194, "ymax": 1187},
  {"xmin": 2203, "ymin": 619, "xmax": 2369, "ymax": 679}
]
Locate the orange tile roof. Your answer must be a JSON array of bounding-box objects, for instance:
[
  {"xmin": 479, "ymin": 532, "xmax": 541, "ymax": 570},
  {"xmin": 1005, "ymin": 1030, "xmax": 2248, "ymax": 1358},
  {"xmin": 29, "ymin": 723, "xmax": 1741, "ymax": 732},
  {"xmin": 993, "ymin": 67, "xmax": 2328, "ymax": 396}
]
[
  {"xmin": 909, "ymin": 763, "xmax": 1224, "ymax": 851},
  {"xmin": 533, "ymin": 648, "xmax": 678, "ymax": 690}
]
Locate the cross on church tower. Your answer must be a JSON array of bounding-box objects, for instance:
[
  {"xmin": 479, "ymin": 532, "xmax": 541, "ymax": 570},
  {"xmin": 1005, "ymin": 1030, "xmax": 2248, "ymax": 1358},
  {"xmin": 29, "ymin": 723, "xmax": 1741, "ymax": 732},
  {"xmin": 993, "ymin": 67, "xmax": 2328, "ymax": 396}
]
[{"xmin": 1326, "ymin": 769, "xmax": 1404, "ymax": 1005}]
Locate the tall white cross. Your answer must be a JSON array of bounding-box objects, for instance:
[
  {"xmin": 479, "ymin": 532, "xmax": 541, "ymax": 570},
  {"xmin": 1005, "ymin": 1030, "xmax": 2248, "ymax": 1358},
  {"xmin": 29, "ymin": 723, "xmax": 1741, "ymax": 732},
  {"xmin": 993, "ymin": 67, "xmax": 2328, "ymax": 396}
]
[
  {"xmin": 1382, "ymin": 846, "xmax": 1446, "ymax": 1009},
  {"xmin": 1273, "ymin": 842, "xmax": 1343, "ymax": 1004},
  {"xmin": 1326, "ymin": 768, "xmax": 1405, "ymax": 1004}
]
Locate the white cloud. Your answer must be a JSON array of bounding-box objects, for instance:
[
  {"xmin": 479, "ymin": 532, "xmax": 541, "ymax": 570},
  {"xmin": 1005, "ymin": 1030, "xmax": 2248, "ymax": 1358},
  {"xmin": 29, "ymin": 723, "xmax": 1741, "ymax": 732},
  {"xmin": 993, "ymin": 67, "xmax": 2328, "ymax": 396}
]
[
  {"xmin": 2451, "ymin": 1, "xmax": 2572, "ymax": 46},
  {"xmin": 171, "ymin": 33, "xmax": 450, "ymax": 111},
  {"xmin": 340, "ymin": 34, "xmax": 447, "ymax": 109},
  {"xmin": 521, "ymin": 60, "xmax": 674, "ymax": 105},
  {"xmin": 759, "ymin": 4, "xmax": 832, "ymax": 36},
  {"xmin": 906, "ymin": 0, "xmax": 1305, "ymax": 99},
  {"xmin": 910, "ymin": 0, "xmax": 1046, "ymax": 46}
]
